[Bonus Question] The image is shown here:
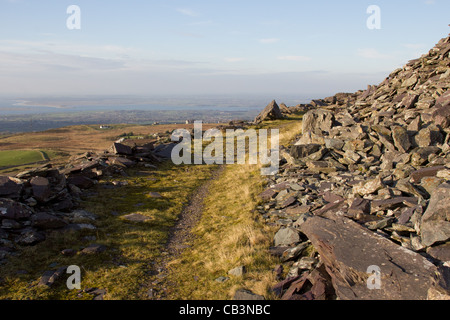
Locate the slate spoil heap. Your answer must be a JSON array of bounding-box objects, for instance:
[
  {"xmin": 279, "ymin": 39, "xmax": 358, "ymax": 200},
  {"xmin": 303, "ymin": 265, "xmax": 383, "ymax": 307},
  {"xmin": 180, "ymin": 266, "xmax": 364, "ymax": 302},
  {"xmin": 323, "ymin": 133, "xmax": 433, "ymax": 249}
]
[{"xmin": 259, "ymin": 34, "xmax": 450, "ymax": 300}]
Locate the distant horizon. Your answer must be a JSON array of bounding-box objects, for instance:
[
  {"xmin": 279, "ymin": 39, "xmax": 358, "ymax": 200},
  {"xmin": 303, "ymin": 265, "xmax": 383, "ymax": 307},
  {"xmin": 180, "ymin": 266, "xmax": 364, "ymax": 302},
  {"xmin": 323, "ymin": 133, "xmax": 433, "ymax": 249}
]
[
  {"xmin": 0, "ymin": 93, "xmax": 315, "ymax": 116},
  {"xmin": 1, "ymin": 0, "xmax": 449, "ymax": 99}
]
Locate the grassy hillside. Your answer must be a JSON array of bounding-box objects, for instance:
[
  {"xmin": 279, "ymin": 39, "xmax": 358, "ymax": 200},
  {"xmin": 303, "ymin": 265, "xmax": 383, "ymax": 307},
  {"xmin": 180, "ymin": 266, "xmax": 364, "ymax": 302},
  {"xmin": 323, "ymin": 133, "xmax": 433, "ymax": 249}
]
[
  {"xmin": 0, "ymin": 162, "xmax": 217, "ymax": 299},
  {"xmin": 0, "ymin": 114, "xmax": 303, "ymax": 300}
]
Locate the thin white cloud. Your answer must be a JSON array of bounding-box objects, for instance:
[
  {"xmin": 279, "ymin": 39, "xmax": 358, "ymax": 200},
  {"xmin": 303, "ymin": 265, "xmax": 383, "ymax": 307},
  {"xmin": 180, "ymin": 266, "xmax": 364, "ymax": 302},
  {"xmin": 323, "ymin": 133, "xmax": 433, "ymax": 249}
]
[
  {"xmin": 176, "ymin": 8, "xmax": 199, "ymax": 17},
  {"xmin": 277, "ymin": 55, "xmax": 311, "ymax": 62},
  {"xmin": 187, "ymin": 20, "xmax": 213, "ymax": 26},
  {"xmin": 357, "ymin": 48, "xmax": 391, "ymax": 59},
  {"xmin": 0, "ymin": 51, "xmax": 126, "ymax": 72},
  {"xmin": 0, "ymin": 39, "xmax": 138, "ymax": 59},
  {"xmin": 424, "ymin": 0, "xmax": 435, "ymax": 5},
  {"xmin": 224, "ymin": 57, "xmax": 245, "ymax": 63},
  {"xmin": 259, "ymin": 38, "xmax": 279, "ymax": 44}
]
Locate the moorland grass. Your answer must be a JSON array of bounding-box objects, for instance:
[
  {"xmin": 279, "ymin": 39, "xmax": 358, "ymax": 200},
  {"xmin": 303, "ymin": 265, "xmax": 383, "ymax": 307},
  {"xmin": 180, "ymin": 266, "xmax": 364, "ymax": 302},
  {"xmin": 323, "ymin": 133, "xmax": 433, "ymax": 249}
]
[
  {"xmin": 158, "ymin": 114, "xmax": 304, "ymax": 299},
  {"xmin": 0, "ymin": 162, "xmax": 217, "ymax": 299}
]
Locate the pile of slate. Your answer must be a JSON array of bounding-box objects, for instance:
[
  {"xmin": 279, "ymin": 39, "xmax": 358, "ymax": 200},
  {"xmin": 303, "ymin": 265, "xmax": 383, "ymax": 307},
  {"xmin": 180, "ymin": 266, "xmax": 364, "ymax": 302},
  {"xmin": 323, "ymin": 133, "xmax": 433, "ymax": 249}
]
[{"xmin": 257, "ymin": 33, "xmax": 450, "ymax": 300}]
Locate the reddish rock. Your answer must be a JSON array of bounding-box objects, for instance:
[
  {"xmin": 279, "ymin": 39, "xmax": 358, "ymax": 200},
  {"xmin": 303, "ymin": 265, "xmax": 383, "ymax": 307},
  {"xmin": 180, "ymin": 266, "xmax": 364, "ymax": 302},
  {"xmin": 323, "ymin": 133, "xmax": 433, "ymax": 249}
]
[
  {"xmin": 285, "ymin": 205, "xmax": 313, "ymax": 215},
  {"xmin": 30, "ymin": 176, "xmax": 52, "ymax": 203},
  {"xmin": 421, "ymin": 183, "xmax": 450, "ymax": 247},
  {"xmin": 0, "ymin": 176, "xmax": 22, "ymax": 198},
  {"xmin": 348, "ymin": 198, "xmax": 371, "ymax": 216},
  {"xmin": 0, "ymin": 199, "xmax": 33, "ymax": 220},
  {"xmin": 300, "ymin": 214, "xmax": 440, "ymax": 300},
  {"xmin": 67, "ymin": 175, "xmax": 95, "ymax": 189},
  {"xmin": 258, "ymin": 188, "xmax": 278, "ymax": 201},
  {"xmin": 281, "ymin": 196, "xmax": 297, "ymax": 208},
  {"xmin": 427, "ymin": 242, "xmax": 450, "ymax": 262},
  {"xmin": 410, "ymin": 166, "xmax": 446, "ymax": 183}
]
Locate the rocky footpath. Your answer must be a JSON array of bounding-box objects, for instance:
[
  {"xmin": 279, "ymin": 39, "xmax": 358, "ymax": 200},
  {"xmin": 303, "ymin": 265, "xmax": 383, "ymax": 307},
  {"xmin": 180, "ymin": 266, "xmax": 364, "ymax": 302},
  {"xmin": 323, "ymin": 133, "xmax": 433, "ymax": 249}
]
[
  {"xmin": 257, "ymin": 34, "xmax": 450, "ymax": 300},
  {"xmin": 0, "ymin": 139, "xmax": 170, "ymax": 263}
]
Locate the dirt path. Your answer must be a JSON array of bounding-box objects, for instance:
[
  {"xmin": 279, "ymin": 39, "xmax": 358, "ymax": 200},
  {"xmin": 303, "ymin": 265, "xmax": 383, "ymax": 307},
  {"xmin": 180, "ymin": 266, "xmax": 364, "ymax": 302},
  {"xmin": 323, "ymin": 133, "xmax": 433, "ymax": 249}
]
[{"xmin": 146, "ymin": 165, "xmax": 225, "ymax": 299}]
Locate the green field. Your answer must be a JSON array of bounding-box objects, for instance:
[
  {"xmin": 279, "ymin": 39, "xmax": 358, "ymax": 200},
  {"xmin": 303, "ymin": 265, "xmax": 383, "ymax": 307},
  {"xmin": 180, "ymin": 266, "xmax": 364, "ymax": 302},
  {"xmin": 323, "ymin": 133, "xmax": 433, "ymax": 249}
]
[{"xmin": 0, "ymin": 149, "xmax": 56, "ymax": 168}]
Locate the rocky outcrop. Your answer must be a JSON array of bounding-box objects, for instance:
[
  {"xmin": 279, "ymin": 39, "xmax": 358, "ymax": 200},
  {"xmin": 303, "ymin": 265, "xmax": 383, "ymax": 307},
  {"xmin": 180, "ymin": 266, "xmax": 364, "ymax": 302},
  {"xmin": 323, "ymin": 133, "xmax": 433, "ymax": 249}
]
[
  {"xmin": 254, "ymin": 100, "xmax": 284, "ymax": 124},
  {"xmin": 258, "ymin": 33, "xmax": 450, "ymax": 300}
]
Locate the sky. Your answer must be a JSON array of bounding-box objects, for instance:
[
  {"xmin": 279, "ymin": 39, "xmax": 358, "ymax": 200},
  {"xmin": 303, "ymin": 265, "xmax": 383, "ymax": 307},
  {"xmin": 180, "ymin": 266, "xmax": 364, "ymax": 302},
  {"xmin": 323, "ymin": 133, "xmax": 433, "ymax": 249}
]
[{"xmin": 0, "ymin": 0, "xmax": 449, "ymax": 99}]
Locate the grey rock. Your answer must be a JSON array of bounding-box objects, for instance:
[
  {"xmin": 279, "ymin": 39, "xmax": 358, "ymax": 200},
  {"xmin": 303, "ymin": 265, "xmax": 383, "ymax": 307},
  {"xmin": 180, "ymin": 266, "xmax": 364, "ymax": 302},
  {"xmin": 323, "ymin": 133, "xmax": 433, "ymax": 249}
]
[
  {"xmin": 421, "ymin": 183, "xmax": 450, "ymax": 247},
  {"xmin": 16, "ymin": 230, "xmax": 46, "ymax": 246},
  {"xmin": 215, "ymin": 276, "xmax": 229, "ymax": 283},
  {"xmin": 38, "ymin": 266, "xmax": 67, "ymax": 287},
  {"xmin": 233, "ymin": 289, "xmax": 265, "ymax": 300},
  {"xmin": 111, "ymin": 142, "xmax": 133, "ymax": 155},
  {"xmin": 324, "ymin": 138, "xmax": 345, "ymax": 150},
  {"xmin": 391, "ymin": 125, "xmax": 411, "ymax": 153},
  {"xmin": 281, "ymin": 242, "xmax": 309, "ymax": 262},
  {"xmin": 30, "ymin": 176, "xmax": 52, "ymax": 203},
  {"xmin": 289, "ymin": 144, "xmax": 322, "ymax": 160},
  {"xmin": 122, "ymin": 213, "xmax": 152, "ymax": 222},
  {"xmin": 32, "ymin": 212, "xmax": 68, "ymax": 230},
  {"xmin": 426, "ymin": 242, "xmax": 450, "ymax": 262},
  {"xmin": 153, "ymin": 143, "xmax": 177, "ymax": 159},
  {"xmin": 302, "ymin": 109, "xmax": 335, "ymax": 134},
  {"xmin": 415, "ymin": 125, "xmax": 443, "ymax": 147},
  {"xmin": 410, "ymin": 146, "xmax": 441, "ymax": 167},
  {"xmin": 1, "ymin": 219, "xmax": 21, "ymax": 229},
  {"xmin": 81, "ymin": 244, "xmax": 107, "ymax": 255},
  {"xmin": 0, "ymin": 176, "xmax": 23, "ymax": 198},
  {"xmin": 0, "ymin": 199, "xmax": 34, "ymax": 220},
  {"xmin": 365, "ymin": 217, "xmax": 395, "ymax": 230},
  {"xmin": 274, "ymin": 227, "xmax": 300, "ymax": 246},
  {"xmin": 254, "ymin": 100, "xmax": 284, "ymax": 124},
  {"xmin": 228, "ymin": 266, "xmax": 246, "ymax": 277}
]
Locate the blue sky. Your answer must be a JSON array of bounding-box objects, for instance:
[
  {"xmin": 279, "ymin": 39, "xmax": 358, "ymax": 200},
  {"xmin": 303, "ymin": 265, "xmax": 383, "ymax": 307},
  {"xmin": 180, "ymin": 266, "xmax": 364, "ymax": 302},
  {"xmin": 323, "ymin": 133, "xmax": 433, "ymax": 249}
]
[{"xmin": 0, "ymin": 0, "xmax": 449, "ymax": 98}]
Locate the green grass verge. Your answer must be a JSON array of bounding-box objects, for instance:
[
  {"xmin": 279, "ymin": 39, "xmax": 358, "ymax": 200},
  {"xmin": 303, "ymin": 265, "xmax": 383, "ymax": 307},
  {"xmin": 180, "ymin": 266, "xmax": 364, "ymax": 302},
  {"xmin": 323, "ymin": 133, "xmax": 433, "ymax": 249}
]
[{"xmin": 0, "ymin": 150, "xmax": 46, "ymax": 167}]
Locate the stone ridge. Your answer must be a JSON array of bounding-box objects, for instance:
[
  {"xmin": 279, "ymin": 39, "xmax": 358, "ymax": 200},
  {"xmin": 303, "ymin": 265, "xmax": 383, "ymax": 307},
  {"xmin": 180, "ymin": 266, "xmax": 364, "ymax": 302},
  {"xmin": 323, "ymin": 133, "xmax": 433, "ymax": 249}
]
[{"xmin": 257, "ymin": 32, "xmax": 450, "ymax": 300}]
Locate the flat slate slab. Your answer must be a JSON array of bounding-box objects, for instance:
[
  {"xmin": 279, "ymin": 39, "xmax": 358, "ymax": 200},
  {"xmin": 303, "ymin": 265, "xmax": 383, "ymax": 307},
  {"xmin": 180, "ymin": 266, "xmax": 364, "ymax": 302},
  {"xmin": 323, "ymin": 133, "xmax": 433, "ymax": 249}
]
[
  {"xmin": 122, "ymin": 213, "xmax": 153, "ymax": 223},
  {"xmin": 299, "ymin": 214, "xmax": 439, "ymax": 300}
]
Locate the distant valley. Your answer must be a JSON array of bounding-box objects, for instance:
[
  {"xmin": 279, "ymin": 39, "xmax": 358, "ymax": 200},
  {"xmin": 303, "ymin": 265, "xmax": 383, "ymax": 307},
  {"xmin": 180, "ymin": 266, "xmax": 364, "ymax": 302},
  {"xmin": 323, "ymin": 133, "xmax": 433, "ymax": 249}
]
[{"xmin": 0, "ymin": 95, "xmax": 312, "ymax": 134}]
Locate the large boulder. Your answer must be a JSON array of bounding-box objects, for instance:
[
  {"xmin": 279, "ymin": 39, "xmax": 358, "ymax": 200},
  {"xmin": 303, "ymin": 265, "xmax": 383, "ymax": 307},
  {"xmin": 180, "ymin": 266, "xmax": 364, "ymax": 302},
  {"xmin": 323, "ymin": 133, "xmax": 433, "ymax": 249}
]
[
  {"xmin": 421, "ymin": 183, "xmax": 450, "ymax": 247},
  {"xmin": 302, "ymin": 109, "xmax": 335, "ymax": 135},
  {"xmin": 289, "ymin": 144, "xmax": 323, "ymax": 160},
  {"xmin": 274, "ymin": 227, "xmax": 301, "ymax": 247},
  {"xmin": 300, "ymin": 214, "xmax": 441, "ymax": 300},
  {"xmin": 30, "ymin": 176, "xmax": 52, "ymax": 203},
  {"xmin": 254, "ymin": 100, "xmax": 284, "ymax": 124},
  {"xmin": 0, "ymin": 176, "xmax": 23, "ymax": 199},
  {"xmin": 111, "ymin": 142, "xmax": 133, "ymax": 155},
  {"xmin": 32, "ymin": 212, "xmax": 68, "ymax": 230},
  {"xmin": 0, "ymin": 198, "xmax": 34, "ymax": 220}
]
